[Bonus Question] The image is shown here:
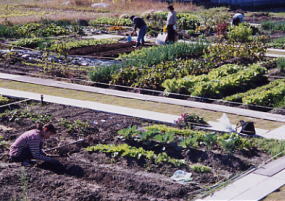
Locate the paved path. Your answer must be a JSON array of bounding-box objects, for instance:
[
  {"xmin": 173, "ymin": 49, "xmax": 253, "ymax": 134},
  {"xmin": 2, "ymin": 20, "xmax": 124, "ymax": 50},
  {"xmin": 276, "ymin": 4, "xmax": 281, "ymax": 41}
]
[
  {"xmin": 200, "ymin": 157, "xmax": 285, "ymax": 201},
  {"xmin": 0, "ymin": 88, "xmax": 178, "ymax": 124},
  {"xmin": 0, "ymin": 73, "xmax": 284, "ymax": 123}
]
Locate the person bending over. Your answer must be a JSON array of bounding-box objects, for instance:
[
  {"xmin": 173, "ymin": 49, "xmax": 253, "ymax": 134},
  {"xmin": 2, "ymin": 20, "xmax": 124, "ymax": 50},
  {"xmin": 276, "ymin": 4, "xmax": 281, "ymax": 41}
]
[
  {"xmin": 10, "ymin": 123, "xmax": 60, "ymax": 166},
  {"xmin": 130, "ymin": 15, "xmax": 147, "ymax": 47}
]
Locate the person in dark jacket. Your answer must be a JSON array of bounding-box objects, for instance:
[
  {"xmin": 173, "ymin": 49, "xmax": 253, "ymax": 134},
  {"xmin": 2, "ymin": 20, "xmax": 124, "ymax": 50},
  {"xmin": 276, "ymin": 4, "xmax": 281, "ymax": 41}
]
[
  {"xmin": 130, "ymin": 16, "xmax": 147, "ymax": 47},
  {"xmin": 10, "ymin": 123, "xmax": 60, "ymax": 166}
]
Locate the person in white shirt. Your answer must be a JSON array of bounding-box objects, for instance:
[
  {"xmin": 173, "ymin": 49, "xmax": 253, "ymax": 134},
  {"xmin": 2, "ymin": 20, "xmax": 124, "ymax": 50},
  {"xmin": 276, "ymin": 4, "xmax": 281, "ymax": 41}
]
[
  {"xmin": 166, "ymin": 5, "xmax": 177, "ymax": 43},
  {"xmin": 232, "ymin": 13, "xmax": 244, "ymax": 26}
]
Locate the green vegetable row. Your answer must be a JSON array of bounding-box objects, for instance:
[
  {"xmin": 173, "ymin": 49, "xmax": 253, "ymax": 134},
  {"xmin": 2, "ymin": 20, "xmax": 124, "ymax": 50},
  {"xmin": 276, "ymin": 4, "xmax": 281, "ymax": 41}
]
[
  {"xmin": 162, "ymin": 64, "xmax": 267, "ymax": 98},
  {"xmin": 86, "ymin": 143, "xmax": 185, "ymax": 167}
]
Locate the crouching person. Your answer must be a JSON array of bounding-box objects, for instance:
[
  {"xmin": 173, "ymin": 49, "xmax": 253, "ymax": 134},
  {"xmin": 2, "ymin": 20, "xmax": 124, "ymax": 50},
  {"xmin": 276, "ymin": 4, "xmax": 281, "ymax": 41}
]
[{"xmin": 9, "ymin": 123, "xmax": 60, "ymax": 166}]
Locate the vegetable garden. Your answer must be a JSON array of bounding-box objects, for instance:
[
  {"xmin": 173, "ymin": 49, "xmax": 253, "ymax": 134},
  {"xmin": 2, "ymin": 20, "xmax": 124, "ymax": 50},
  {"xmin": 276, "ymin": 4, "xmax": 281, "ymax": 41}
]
[
  {"xmin": 1, "ymin": 3, "xmax": 285, "ymax": 200},
  {"xmin": 0, "ymin": 98, "xmax": 285, "ymax": 200}
]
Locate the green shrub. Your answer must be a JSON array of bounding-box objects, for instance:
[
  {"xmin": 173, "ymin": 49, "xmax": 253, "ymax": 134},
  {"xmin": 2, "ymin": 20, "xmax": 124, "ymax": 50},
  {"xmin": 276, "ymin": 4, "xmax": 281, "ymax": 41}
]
[
  {"xmin": 190, "ymin": 164, "xmax": 212, "ymax": 173},
  {"xmin": 228, "ymin": 23, "xmax": 253, "ymax": 42}
]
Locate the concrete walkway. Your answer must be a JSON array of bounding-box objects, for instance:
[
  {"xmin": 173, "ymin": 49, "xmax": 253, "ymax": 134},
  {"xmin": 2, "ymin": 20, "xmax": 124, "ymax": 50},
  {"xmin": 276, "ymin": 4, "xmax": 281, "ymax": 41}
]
[
  {"xmin": 0, "ymin": 88, "xmax": 178, "ymax": 124},
  {"xmin": 0, "ymin": 73, "xmax": 284, "ymax": 123},
  {"xmin": 200, "ymin": 156, "xmax": 285, "ymax": 201}
]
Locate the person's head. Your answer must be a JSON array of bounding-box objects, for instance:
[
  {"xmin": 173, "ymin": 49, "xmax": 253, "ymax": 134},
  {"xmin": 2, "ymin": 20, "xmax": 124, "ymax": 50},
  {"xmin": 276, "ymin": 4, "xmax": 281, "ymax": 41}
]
[
  {"xmin": 37, "ymin": 123, "xmax": 56, "ymax": 139},
  {"xmin": 168, "ymin": 5, "xmax": 174, "ymax": 11},
  {"xmin": 130, "ymin": 15, "xmax": 135, "ymax": 21}
]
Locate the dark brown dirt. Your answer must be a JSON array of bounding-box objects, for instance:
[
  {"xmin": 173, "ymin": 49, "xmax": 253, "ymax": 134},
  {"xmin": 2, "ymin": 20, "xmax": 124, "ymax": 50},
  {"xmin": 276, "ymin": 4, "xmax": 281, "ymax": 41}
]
[
  {"xmin": 68, "ymin": 42, "xmax": 152, "ymax": 58},
  {"xmin": 0, "ymin": 101, "xmax": 271, "ymax": 201}
]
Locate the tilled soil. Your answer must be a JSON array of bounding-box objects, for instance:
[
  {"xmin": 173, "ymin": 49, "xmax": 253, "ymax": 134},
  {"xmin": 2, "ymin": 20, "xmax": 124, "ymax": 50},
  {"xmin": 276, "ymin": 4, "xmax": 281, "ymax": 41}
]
[
  {"xmin": 68, "ymin": 42, "xmax": 138, "ymax": 58},
  {"xmin": 0, "ymin": 102, "xmax": 271, "ymax": 201}
]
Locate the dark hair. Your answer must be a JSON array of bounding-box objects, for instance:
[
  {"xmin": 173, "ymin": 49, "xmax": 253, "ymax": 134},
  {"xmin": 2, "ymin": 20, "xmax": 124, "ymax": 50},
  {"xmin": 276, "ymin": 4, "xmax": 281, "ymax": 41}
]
[
  {"xmin": 168, "ymin": 5, "xmax": 174, "ymax": 11},
  {"xmin": 36, "ymin": 123, "xmax": 56, "ymax": 134},
  {"xmin": 130, "ymin": 15, "xmax": 135, "ymax": 21}
]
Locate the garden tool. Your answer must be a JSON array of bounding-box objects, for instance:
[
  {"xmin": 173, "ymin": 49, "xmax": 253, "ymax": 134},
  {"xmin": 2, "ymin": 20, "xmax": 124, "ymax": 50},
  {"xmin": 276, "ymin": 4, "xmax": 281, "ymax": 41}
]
[{"xmin": 44, "ymin": 139, "xmax": 84, "ymax": 153}]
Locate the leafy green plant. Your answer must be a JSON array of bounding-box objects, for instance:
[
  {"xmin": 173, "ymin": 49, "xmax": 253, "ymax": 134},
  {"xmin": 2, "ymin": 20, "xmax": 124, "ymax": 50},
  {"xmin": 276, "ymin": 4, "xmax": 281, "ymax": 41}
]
[
  {"xmin": 111, "ymin": 59, "xmax": 212, "ymax": 89},
  {"xmin": 59, "ymin": 118, "xmax": 90, "ymax": 135},
  {"xmin": 16, "ymin": 23, "xmax": 69, "ymax": 37},
  {"xmin": 218, "ymin": 133, "xmax": 252, "ymax": 153},
  {"xmin": 242, "ymin": 82, "xmax": 285, "ymax": 107},
  {"xmin": 153, "ymin": 132, "xmax": 175, "ymax": 144},
  {"xmin": 225, "ymin": 79, "xmax": 282, "ymax": 102},
  {"xmin": 203, "ymin": 41, "xmax": 266, "ymax": 64},
  {"xmin": 202, "ymin": 133, "xmax": 218, "ymax": 149},
  {"xmin": 227, "ymin": 23, "xmax": 253, "ymax": 42},
  {"xmin": 190, "ymin": 164, "xmax": 212, "ymax": 173},
  {"xmin": 179, "ymin": 136, "xmax": 199, "ymax": 148},
  {"xmin": 117, "ymin": 125, "xmax": 140, "ymax": 140},
  {"xmin": 4, "ymin": 110, "xmax": 52, "ymax": 123},
  {"xmin": 86, "ymin": 144, "xmax": 185, "ymax": 167},
  {"xmin": 163, "ymin": 64, "xmax": 267, "ymax": 98}
]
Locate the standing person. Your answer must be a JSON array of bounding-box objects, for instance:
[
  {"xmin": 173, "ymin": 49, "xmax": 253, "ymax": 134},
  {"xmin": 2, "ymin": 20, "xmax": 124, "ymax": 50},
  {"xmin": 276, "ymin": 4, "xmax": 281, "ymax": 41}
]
[
  {"xmin": 166, "ymin": 5, "xmax": 177, "ymax": 43},
  {"xmin": 232, "ymin": 12, "xmax": 244, "ymax": 26},
  {"xmin": 9, "ymin": 123, "xmax": 60, "ymax": 166},
  {"xmin": 130, "ymin": 16, "xmax": 147, "ymax": 47}
]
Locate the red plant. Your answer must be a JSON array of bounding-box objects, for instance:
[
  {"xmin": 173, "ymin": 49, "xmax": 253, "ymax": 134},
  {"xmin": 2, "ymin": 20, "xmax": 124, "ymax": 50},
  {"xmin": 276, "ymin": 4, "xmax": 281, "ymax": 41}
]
[{"xmin": 216, "ymin": 23, "xmax": 228, "ymax": 36}]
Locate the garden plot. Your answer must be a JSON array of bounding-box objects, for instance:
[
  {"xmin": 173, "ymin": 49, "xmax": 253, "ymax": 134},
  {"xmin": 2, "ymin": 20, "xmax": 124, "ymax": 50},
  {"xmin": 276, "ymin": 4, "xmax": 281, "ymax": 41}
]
[{"xmin": 0, "ymin": 99, "xmax": 285, "ymax": 200}]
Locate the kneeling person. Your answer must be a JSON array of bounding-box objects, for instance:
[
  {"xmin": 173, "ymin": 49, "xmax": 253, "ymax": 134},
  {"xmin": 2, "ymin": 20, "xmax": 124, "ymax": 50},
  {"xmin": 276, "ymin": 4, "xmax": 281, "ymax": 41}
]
[{"xmin": 10, "ymin": 123, "xmax": 59, "ymax": 166}]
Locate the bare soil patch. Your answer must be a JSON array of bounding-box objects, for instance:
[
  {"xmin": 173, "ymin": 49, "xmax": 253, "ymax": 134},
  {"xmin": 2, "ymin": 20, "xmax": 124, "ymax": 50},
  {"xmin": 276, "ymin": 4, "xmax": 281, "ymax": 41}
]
[{"xmin": 0, "ymin": 101, "xmax": 272, "ymax": 200}]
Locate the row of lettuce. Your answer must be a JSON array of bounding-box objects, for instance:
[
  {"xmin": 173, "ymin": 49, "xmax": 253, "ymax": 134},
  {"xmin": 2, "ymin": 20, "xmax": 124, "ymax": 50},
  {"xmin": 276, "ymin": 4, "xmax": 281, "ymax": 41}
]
[{"xmin": 86, "ymin": 124, "xmax": 285, "ymax": 170}]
